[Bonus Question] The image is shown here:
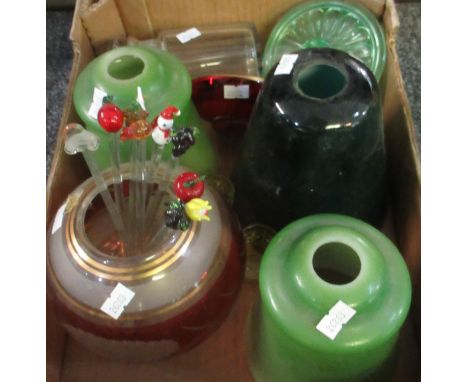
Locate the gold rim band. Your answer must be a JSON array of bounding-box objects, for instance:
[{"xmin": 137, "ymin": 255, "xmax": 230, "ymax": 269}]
[{"xmin": 47, "ymin": 185, "xmax": 236, "ymax": 325}]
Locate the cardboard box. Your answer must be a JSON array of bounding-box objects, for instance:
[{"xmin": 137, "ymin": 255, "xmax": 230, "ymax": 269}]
[{"xmin": 46, "ymin": 0, "xmax": 421, "ymax": 380}]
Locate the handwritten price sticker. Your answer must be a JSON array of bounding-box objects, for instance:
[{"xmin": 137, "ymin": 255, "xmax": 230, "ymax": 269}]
[
  {"xmin": 316, "ymin": 300, "xmax": 356, "ymax": 340},
  {"xmin": 100, "ymin": 283, "xmax": 135, "ymax": 320}
]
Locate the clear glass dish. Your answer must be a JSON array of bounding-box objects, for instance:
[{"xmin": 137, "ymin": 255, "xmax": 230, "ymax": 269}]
[{"xmin": 156, "ymin": 23, "xmax": 260, "ymax": 78}]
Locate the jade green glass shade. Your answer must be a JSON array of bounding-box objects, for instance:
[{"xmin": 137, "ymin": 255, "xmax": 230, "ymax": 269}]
[
  {"xmin": 232, "ymin": 48, "xmax": 386, "ymax": 230},
  {"xmin": 73, "ymin": 46, "xmax": 217, "ymax": 174},
  {"xmin": 247, "ymin": 214, "xmax": 412, "ymax": 382},
  {"xmin": 262, "ymin": 0, "xmax": 386, "ymax": 80}
]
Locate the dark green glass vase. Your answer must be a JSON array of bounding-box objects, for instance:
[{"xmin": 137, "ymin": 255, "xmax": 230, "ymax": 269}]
[{"xmin": 232, "ymin": 48, "xmax": 386, "ymax": 230}]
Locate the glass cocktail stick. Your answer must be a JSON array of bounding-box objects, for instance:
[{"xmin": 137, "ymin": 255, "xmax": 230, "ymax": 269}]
[
  {"xmin": 63, "ymin": 123, "xmax": 127, "ymax": 245},
  {"xmin": 97, "ymin": 103, "xmax": 126, "ymax": 233},
  {"xmin": 144, "ymin": 107, "xmax": 182, "ymax": 243},
  {"xmin": 120, "ymin": 115, "xmax": 153, "ymax": 255}
]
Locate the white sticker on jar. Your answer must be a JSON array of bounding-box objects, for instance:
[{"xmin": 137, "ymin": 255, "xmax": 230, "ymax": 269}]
[
  {"xmin": 176, "ymin": 27, "xmax": 202, "ymax": 44},
  {"xmin": 100, "ymin": 283, "xmax": 135, "ymax": 320},
  {"xmin": 223, "ymin": 84, "xmax": 250, "ymax": 99},
  {"xmin": 274, "ymin": 53, "xmax": 298, "ymax": 75},
  {"xmin": 316, "ymin": 300, "xmax": 356, "ymax": 340},
  {"xmin": 87, "ymin": 88, "xmax": 107, "ymax": 119}
]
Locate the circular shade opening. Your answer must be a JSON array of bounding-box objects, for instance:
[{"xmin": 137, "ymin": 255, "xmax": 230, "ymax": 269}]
[
  {"xmin": 313, "ymin": 242, "xmax": 361, "ymax": 285},
  {"xmin": 297, "ymin": 64, "xmax": 346, "ymax": 99},
  {"xmin": 108, "ymin": 55, "xmax": 145, "ymax": 80}
]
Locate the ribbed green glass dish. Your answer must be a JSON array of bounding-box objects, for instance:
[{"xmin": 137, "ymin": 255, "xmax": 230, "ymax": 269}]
[
  {"xmin": 262, "ymin": 0, "xmax": 386, "ymax": 80},
  {"xmin": 247, "ymin": 214, "xmax": 412, "ymax": 382},
  {"xmin": 73, "ymin": 46, "xmax": 217, "ymax": 174}
]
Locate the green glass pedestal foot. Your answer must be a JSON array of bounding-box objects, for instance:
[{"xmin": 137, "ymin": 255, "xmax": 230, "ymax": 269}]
[{"xmin": 243, "ymin": 224, "xmax": 276, "ymax": 281}]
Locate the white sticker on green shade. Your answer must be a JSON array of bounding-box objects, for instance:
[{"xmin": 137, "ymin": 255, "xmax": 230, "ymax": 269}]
[{"xmin": 316, "ymin": 300, "xmax": 356, "ymax": 340}]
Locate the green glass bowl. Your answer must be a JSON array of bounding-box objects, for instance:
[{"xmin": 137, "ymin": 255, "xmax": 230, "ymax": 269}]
[
  {"xmin": 248, "ymin": 214, "xmax": 411, "ymax": 382},
  {"xmin": 262, "ymin": 0, "xmax": 386, "ymax": 80},
  {"xmin": 73, "ymin": 46, "xmax": 217, "ymax": 174}
]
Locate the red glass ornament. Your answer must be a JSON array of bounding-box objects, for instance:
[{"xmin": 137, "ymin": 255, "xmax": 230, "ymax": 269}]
[
  {"xmin": 173, "ymin": 172, "xmax": 205, "ymax": 202},
  {"xmin": 97, "ymin": 103, "xmax": 124, "ymax": 133}
]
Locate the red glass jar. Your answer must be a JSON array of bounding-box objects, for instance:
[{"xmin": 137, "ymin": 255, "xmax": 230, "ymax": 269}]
[
  {"xmin": 191, "ymin": 75, "xmax": 263, "ymax": 176},
  {"xmin": 46, "ymin": 167, "xmax": 245, "ymax": 362}
]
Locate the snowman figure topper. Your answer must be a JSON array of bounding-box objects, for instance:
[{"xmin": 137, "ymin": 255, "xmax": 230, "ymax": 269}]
[{"xmin": 152, "ymin": 105, "xmax": 181, "ymax": 146}]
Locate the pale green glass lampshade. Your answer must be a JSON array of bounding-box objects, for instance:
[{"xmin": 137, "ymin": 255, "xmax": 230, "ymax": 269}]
[
  {"xmin": 73, "ymin": 46, "xmax": 217, "ymax": 174},
  {"xmin": 262, "ymin": 0, "xmax": 386, "ymax": 80},
  {"xmin": 248, "ymin": 214, "xmax": 412, "ymax": 382}
]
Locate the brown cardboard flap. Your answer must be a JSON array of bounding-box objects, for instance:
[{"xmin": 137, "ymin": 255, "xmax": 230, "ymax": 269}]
[
  {"xmin": 144, "ymin": 0, "xmax": 311, "ymax": 44},
  {"xmin": 382, "ymin": 17, "xmax": 421, "ymax": 273},
  {"xmin": 79, "ymin": 0, "xmax": 387, "ymax": 48},
  {"xmin": 383, "ymin": 0, "xmax": 400, "ymax": 34},
  {"xmin": 115, "ymin": 0, "xmax": 155, "ymax": 39},
  {"xmin": 79, "ymin": 0, "xmax": 126, "ymax": 53},
  {"xmin": 46, "ymin": 298, "xmax": 67, "ymax": 382},
  {"xmin": 381, "ymin": 0, "xmax": 421, "ymax": 339}
]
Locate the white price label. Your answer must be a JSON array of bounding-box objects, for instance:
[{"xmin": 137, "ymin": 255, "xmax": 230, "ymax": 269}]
[
  {"xmin": 100, "ymin": 283, "xmax": 135, "ymax": 320},
  {"xmin": 274, "ymin": 53, "xmax": 299, "ymax": 75},
  {"xmin": 316, "ymin": 300, "xmax": 356, "ymax": 340},
  {"xmin": 87, "ymin": 88, "xmax": 107, "ymax": 119},
  {"xmin": 223, "ymin": 84, "xmax": 250, "ymax": 99},
  {"xmin": 176, "ymin": 27, "xmax": 202, "ymax": 44}
]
